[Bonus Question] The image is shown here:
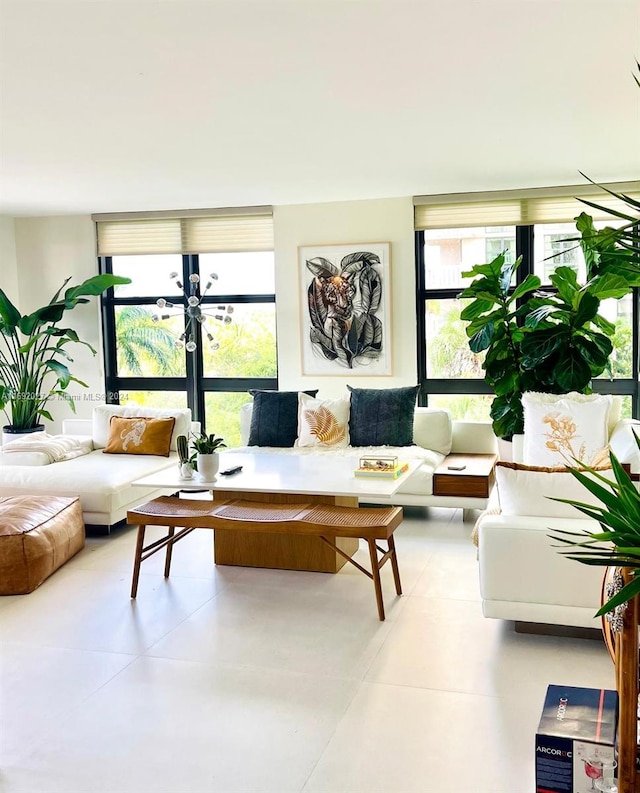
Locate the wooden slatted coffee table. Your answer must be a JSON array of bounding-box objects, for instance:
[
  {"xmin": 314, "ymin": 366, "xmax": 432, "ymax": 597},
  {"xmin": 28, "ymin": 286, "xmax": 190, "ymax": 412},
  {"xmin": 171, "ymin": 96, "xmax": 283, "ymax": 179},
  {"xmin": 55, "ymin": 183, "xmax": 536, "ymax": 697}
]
[
  {"xmin": 133, "ymin": 451, "xmax": 420, "ymax": 575},
  {"xmin": 127, "ymin": 495, "xmax": 404, "ymax": 620}
]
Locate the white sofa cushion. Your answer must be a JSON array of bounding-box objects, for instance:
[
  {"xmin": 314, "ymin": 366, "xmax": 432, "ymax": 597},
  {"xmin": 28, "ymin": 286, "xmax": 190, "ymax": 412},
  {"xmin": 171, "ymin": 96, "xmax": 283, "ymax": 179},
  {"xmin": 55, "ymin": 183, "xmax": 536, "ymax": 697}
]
[
  {"xmin": 0, "ymin": 449, "xmax": 177, "ymax": 515},
  {"xmin": 92, "ymin": 405, "xmax": 192, "ymax": 452},
  {"xmin": 413, "ymin": 407, "xmax": 452, "ymax": 455},
  {"xmin": 495, "ymin": 461, "xmax": 617, "ymax": 518},
  {"xmin": 522, "ymin": 391, "xmax": 613, "ymax": 467}
]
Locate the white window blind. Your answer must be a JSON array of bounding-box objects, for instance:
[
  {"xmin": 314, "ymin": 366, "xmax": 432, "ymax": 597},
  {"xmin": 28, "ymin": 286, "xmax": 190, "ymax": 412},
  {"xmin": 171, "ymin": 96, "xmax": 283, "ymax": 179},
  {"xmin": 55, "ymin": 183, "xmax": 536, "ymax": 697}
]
[
  {"xmin": 93, "ymin": 207, "xmax": 274, "ymax": 256},
  {"xmin": 413, "ymin": 182, "xmax": 640, "ymax": 229}
]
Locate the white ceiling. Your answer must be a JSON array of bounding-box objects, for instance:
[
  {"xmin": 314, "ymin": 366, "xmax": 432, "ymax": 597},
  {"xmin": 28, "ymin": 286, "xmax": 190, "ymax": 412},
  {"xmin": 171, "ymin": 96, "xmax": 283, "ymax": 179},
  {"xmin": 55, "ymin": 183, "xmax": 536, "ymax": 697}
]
[{"xmin": 1, "ymin": 0, "xmax": 639, "ymax": 217}]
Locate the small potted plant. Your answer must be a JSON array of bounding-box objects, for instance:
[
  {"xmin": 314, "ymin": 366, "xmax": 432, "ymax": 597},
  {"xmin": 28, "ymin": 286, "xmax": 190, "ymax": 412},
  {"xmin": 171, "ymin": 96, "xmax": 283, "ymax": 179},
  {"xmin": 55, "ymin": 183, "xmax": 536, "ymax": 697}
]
[{"xmin": 191, "ymin": 431, "xmax": 226, "ymax": 480}]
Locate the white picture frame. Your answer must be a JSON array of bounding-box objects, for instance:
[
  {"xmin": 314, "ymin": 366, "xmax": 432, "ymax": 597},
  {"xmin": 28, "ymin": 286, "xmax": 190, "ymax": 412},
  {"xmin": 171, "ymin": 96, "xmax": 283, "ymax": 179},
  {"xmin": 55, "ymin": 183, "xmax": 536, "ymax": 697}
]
[{"xmin": 298, "ymin": 242, "xmax": 392, "ymax": 376}]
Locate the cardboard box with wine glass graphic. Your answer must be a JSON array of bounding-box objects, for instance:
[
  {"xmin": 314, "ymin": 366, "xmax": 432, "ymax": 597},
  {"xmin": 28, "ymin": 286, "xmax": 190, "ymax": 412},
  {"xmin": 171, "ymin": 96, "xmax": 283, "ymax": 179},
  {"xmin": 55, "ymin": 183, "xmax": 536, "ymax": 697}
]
[{"xmin": 536, "ymin": 685, "xmax": 618, "ymax": 793}]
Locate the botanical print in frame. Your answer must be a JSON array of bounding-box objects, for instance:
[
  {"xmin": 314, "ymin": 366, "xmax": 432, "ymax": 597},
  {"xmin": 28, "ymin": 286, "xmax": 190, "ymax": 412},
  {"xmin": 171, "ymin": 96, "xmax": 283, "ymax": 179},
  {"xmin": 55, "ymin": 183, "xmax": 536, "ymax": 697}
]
[{"xmin": 298, "ymin": 242, "xmax": 392, "ymax": 376}]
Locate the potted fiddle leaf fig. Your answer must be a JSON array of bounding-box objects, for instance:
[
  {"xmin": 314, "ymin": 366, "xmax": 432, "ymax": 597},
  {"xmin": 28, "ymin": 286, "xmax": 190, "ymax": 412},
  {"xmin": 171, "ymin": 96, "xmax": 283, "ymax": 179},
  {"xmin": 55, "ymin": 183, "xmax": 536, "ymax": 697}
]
[
  {"xmin": 0, "ymin": 273, "xmax": 130, "ymax": 440},
  {"xmin": 460, "ymin": 186, "xmax": 640, "ymax": 440}
]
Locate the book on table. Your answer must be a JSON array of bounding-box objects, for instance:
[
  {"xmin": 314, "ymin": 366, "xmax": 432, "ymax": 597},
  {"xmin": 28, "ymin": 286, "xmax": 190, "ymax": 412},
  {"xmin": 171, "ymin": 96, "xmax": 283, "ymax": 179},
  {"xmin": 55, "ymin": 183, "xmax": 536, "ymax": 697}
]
[{"xmin": 354, "ymin": 461, "xmax": 409, "ymax": 479}]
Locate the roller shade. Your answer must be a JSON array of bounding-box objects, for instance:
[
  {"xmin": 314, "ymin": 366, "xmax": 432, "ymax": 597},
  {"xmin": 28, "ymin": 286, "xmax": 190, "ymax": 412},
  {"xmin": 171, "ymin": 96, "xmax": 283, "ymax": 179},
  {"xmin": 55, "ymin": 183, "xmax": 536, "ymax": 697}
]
[
  {"xmin": 93, "ymin": 206, "xmax": 274, "ymax": 256},
  {"xmin": 413, "ymin": 182, "xmax": 640, "ymax": 229}
]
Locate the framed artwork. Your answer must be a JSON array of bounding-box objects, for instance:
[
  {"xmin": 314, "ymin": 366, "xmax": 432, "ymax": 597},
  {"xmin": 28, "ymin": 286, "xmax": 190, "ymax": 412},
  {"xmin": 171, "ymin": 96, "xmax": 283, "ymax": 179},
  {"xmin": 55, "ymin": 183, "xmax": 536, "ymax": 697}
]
[{"xmin": 298, "ymin": 242, "xmax": 392, "ymax": 376}]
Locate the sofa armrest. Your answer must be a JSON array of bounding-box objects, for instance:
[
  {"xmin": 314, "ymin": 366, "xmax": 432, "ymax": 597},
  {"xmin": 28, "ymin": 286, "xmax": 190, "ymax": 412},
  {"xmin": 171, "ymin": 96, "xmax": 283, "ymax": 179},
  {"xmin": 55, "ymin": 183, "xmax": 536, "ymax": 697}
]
[
  {"xmin": 609, "ymin": 419, "xmax": 640, "ymax": 473},
  {"xmin": 450, "ymin": 421, "xmax": 497, "ymax": 455}
]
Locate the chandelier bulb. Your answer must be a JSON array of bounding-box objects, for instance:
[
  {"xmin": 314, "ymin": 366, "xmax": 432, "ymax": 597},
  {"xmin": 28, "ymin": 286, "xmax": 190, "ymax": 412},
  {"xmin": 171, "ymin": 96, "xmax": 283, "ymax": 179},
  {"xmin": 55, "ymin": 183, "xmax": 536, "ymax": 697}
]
[
  {"xmin": 169, "ymin": 272, "xmax": 179, "ymax": 280},
  {"xmin": 223, "ymin": 315, "xmax": 232, "ymax": 324},
  {"xmin": 174, "ymin": 339, "xmax": 185, "ymax": 349},
  {"xmin": 187, "ymin": 296, "xmax": 200, "ymax": 307},
  {"xmin": 185, "ymin": 340, "xmax": 197, "ymax": 353},
  {"xmin": 156, "ymin": 298, "xmax": 166, "ymax": 308},
  {"xmin": 189, "ymin": 274, "xmax": 200, "ymax": 283},
  {"xmin": 209, "ymin": 273, "xmax": 218, "ymax": 280}
]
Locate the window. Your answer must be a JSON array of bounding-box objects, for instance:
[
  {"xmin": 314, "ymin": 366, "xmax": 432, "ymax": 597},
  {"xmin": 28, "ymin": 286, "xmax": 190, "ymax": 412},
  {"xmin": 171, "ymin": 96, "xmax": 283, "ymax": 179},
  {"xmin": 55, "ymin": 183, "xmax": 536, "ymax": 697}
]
[
  {"xmin": 414, "ymin": 183, "xmax": 640, "ymax": 422},
  {"xmin": 95, "ymin": 209, "xmax": 277, "ymax": 445}
]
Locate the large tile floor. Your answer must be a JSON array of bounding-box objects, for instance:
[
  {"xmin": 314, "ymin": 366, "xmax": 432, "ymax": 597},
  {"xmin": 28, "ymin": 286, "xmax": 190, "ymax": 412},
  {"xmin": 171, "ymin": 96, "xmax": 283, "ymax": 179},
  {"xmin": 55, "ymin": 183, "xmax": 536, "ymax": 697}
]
[{"xmin": 0, "ymin": 506, "xmax": 614, "ymax": 793}]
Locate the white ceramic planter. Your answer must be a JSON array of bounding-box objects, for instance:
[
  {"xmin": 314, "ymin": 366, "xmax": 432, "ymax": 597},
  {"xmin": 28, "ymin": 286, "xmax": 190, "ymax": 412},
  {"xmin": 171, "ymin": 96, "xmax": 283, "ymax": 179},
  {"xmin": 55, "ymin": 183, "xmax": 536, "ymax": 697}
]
[
  {"xmin": 2, "ymin": 424, "xmax": 46, "ymax": 449},
  {"xmin": 197, "ymin": 453, "xmax": 219, "ymax": 480}
]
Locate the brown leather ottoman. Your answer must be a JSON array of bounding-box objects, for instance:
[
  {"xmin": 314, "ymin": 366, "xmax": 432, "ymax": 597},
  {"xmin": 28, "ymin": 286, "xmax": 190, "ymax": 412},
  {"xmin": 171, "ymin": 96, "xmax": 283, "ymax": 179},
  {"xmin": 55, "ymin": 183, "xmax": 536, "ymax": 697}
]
[{"xmin": 0, "ymin": 496, "xmax": 85, "ymax": 595}]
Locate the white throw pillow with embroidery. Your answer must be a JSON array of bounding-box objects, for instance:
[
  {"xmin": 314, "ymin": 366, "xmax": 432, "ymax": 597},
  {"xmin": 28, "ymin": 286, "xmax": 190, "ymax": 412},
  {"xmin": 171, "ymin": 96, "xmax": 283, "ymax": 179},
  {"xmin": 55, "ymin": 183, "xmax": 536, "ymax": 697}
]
[
  {"xmin": 297, "ymin": 393, "xmax": 350, "ymax": 448},
  {"xmin": 522, "ymin": 391, "xmax": 613, "ymax": 467}
]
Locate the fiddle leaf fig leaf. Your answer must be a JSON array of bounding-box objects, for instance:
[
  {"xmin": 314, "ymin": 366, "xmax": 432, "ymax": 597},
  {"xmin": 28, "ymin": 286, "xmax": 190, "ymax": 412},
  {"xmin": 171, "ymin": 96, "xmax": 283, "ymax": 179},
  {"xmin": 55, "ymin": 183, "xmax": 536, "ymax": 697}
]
[
  {"xmin": 459, "ymin": 299, "xmax": 494, "ymax": 321},
  {"xmin": 468, "ymin": 324, "xmax": 494, "ymax": 353},
  {"xmin": 510, "ymin": 274, "xmax": 541, "ymax": 302},
  {"xmin": 573, "ymin": 292, "xmax": 600, "ymax": 327}
]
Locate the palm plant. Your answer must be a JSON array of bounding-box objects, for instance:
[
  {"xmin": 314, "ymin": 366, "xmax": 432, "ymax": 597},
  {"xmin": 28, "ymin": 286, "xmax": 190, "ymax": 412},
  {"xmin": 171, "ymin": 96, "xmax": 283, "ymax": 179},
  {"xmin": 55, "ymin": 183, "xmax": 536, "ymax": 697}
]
[
  {"xmin": 548, "ymin": 432, "xmax": 640, "ymax": 615},
  {"xmin": 0, "ymin": 274, "xmax": 130, "ymax": 430},
  {"xmin": 115, "ymin": 306, "xmax": 182, "ymax": 376}
]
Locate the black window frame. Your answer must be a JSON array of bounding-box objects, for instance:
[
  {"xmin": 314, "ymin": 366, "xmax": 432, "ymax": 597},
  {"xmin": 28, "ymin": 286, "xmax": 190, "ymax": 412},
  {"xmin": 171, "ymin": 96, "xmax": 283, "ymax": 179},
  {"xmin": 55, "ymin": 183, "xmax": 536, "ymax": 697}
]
[
  {"xmin": 99, "ymin": 253, "xmax": 278, "ymax": 430},
  {"xmin": 415, "ymin": 225, "xmax": 640, "ymax": 417}
]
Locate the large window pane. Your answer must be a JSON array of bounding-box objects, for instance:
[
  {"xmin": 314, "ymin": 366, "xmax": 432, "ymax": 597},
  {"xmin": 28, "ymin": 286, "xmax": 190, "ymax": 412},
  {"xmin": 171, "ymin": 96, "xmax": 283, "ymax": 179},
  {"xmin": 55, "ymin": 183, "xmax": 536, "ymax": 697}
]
[
  {"xmin": 115, "ymin": 305, "xmax": 185, "ymax": 377},
  {"xmin": 426, "ymin": 299, "xmax": 484, "ymax": 378},
  {"xmin": 533, "ymin": 220, "xmax": 622, "ymax": 285},
  {"xmin": 204, "ymin": 392, "xmax": 252, "ymax": 448},
  {"xmin": 199, "ymin": 252, "xmax": 275, "ymax": 295},
  {"xmin": 594, "ymin": 294, "xmax": 633, "ymax": 379},
  {"xmin": 202, "ymin": 304, "xmax": 277, "ymax": 378},
  {"xmin": 111, "ymin": 254, "xmax": 184, "ymax": 298},
  {"xmin": 424, "ymin": 226, "xmax": 516, "ymax": 289},
  {"xmin": 428, "ymin": 394, "xmax": 493, "ymax": 421},
  {"xmin": 120, "ymin": 391, "xmax": 188, "ymax": 409}
]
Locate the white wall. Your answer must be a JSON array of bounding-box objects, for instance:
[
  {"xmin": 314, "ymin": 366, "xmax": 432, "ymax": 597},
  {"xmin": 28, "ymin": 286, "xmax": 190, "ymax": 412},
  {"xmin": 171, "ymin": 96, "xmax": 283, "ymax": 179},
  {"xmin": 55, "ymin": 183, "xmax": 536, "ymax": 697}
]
[
  {"xmin": 14, "ymin": 216, "xmax": 104, "ymax": 430},
  {"xmin": 274, "ymin": 197, "xmax": 416, "ymax": 395},
  {"xmin": 0, "ymin": 216, "xmax": 19, "ymax": 305},
  {"xmin": 10, "ymin": 197, "xmax": 418, "ymax": 431}
]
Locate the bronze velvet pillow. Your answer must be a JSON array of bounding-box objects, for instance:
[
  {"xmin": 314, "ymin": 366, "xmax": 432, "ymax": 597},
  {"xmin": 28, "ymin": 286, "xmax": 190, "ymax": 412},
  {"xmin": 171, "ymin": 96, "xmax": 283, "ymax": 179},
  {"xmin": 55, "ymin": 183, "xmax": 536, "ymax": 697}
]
[
  {"xmin": 248, "ymin": 390, "xmax": 318, "ymax": 447},
  {"xmin": 103, "ymin": 416, "xmax": 176, "ymax": 456},
  {"xmin": 348, "ymin": 385, "xmax": 419, "ymax": 447}
]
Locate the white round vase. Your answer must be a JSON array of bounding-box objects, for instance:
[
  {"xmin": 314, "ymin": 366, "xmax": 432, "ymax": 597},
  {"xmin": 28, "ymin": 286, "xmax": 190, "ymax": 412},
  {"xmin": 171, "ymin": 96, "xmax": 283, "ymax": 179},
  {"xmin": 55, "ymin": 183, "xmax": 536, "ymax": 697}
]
[{"xmin": 197, "ymin": 453, "xmax": 219, "ymax": 480}]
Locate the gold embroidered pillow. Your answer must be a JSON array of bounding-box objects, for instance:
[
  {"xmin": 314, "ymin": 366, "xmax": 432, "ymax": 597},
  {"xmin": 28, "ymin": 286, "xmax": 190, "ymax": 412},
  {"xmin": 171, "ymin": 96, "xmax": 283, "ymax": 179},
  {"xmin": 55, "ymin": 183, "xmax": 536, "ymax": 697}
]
[
  {"xmin": 522, "ymin": 391, "xmax": 612, "ymax": 467},
  {"xmin": 296, "ymin": 393, "xmax": 350, "ymax": 448},
  {"xmin": 103, "ymin": 416, "xmax": 176, "ymax": 456}
]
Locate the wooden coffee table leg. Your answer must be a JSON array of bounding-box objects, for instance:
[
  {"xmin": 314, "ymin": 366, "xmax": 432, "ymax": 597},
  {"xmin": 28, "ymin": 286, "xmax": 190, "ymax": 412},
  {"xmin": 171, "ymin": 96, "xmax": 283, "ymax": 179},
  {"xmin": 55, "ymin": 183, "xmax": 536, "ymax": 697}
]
[
  {"xmin": 367, "ymin": 538, "xmax": 385, "ymax": 621},
  {"xmin": 164, "ymin": 526, "xmax": 175, "ymax": 578},
  {"xmin": 131, "ymin": 524, "xmax": 146, "ymax": 598},
  {"xmin": 388, "ymin": 534, "xmax": 402, "ymax": 596}
]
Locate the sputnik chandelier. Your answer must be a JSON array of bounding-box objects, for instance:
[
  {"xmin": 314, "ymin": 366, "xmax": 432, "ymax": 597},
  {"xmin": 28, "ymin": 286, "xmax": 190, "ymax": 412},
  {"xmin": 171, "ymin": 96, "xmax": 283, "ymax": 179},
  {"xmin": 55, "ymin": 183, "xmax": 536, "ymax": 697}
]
[{"xmin": 152, "ymin": 272, "xmax": 233, "ymax": 352}]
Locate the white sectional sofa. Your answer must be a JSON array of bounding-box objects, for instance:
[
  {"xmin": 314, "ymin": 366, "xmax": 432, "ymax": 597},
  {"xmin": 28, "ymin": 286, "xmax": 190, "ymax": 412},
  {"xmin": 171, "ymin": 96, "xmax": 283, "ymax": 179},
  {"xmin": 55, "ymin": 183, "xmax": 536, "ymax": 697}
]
[
  {"xmin": 476, "ymin": 416, "xmax": 640, "ymax": 630},
  {"xmin": 0, "ymin": 405, "xmax": 198, "ymax": 533},
  {"xmin": 228, "ymin": 402, "xmax": 498, "ymax": 514}
]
